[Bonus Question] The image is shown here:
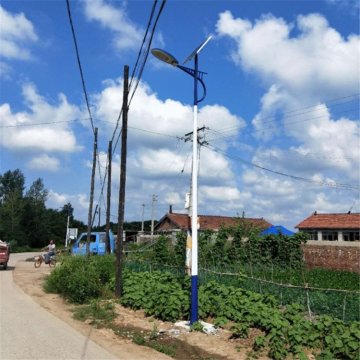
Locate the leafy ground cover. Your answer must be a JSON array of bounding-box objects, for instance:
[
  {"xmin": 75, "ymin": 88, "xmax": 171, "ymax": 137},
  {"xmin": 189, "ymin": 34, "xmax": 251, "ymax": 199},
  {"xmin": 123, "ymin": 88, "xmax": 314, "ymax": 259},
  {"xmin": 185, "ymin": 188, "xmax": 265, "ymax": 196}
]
[
  {"xmin": 118, "ymin": 269, "xmax": 360, "ymax": 360},
  {"xmin": 125, "ymin": 229, "xmax": 360, "ymax": 323},
  {"xmin": 44, "ymin": 256, "xmax": 360, "ymax": 360}
]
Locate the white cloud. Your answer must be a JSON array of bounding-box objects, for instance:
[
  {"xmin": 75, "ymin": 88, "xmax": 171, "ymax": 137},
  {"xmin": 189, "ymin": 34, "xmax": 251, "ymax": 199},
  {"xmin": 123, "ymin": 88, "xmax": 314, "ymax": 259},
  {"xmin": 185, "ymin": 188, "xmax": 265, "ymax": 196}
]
[
  {"xmin": 47, "ymin": 190, "xmax": 89, "ymax": 221},
  {"xmin": 0, "ymin": 83, "xmax": 82, "ymax": 153},
  {"xmin": 0, "ymin": 5, "xmax": 38, "ymax": 60},
  {"xmin": 27, "ymin": 154, "xmax": 60, "ymax": 171},
  {"xmin": 215, "ymin": 10, "xmax": 359, "ymax": 228},
  {"xmin": 201, "ymin": 185, "xmax": 241, "ymax": 201},
  {"xmin": 0, "ymin": 61, "xmax": 12, "ymax": 79},
  {"xmin": 86, "ymin": 78, "xmax": 244, "ymax": 221},
  {"xmin": 216, "ymin": 12, "xmax": 359, "ymax": 98},
  {"xmin": 82, "ymin": 0, "xmax": 143, "ymax": 51}
]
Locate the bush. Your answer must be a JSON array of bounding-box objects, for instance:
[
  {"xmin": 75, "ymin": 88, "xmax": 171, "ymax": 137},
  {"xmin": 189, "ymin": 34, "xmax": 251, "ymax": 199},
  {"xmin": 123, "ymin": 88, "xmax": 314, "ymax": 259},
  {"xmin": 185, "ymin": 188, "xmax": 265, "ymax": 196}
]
[{"xmin": 44, "ymin": 255, "xmax": 115, "ymax": 304}]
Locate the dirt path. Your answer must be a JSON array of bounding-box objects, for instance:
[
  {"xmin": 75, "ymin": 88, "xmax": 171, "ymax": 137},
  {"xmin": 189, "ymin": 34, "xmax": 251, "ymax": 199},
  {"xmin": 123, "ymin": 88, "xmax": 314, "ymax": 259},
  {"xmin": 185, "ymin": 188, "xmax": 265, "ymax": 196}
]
[{"xmin": 12, "ymin": 253, "xmax": 268, "ymax": 360}]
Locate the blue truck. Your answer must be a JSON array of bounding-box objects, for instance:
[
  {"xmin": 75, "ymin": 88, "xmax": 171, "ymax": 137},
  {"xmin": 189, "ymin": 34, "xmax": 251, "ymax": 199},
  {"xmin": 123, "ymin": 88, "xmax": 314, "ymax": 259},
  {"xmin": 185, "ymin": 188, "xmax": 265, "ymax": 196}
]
[{"xmin": 71, "ymin": 231, "xmax": 116, "ymax": 255}]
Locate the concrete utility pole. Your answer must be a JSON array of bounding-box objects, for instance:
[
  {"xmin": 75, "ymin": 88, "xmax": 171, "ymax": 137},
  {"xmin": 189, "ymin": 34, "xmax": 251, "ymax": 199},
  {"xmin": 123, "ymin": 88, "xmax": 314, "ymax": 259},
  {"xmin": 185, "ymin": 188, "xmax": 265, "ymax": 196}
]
[
  {"xmin": 115, "ymin": 65, "xmax": 129, "ymax": 298},
  {"xmin": 105, "ymin": 140, "xmax": 112, "ymax": 253},
  {"xmin": 183, "ymin": 126, "xmax": 207, "ymax": 275},
  {"xmin": 151, "ymin": 194, "xmax": 158, "ymax": 237},
  {"xmin": 141, "ymin": 204, "xmax": 145, "ymax": 233},
  {"xmin": 86, "ymin": 127, "xmax": 98, "ymax": 255},
  {"xmin": 65, "ymin": 214, "xmax": 70, "ymax": 248}
]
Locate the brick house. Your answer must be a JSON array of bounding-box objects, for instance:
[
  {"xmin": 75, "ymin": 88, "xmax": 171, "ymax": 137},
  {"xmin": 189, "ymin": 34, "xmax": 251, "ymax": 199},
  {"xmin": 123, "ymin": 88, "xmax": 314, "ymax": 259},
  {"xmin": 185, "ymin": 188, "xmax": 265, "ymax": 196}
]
[
  {"xmin": 295, "ymin": 212, "xmax": 360, "ymax": 244},
  {"xmin": 154, "ymin": 211, "xmax": 272, "ymax": 242},
  {"xmin": 296, "ymin": 212, "xmax": 360, "ymax": 273}
]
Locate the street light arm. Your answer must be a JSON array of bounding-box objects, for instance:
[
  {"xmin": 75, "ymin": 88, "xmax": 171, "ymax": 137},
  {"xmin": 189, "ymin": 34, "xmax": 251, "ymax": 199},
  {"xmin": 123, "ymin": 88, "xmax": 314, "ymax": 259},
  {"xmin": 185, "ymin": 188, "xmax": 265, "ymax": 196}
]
[{"xmin": 177, "ymin": 65, "xmax": 207, "ymax": 104}]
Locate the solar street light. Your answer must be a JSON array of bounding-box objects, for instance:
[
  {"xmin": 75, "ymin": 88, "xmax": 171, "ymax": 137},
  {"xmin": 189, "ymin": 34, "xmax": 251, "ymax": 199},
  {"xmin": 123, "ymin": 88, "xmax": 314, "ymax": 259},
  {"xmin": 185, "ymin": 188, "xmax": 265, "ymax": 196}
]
[{"xmin": 151, "ymin": 36, "xmax": 211, "ymax": 324}]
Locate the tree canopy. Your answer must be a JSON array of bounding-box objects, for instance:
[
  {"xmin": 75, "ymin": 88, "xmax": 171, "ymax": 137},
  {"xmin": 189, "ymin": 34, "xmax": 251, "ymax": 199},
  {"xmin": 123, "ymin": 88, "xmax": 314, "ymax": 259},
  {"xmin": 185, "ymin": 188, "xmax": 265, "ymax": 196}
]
[{"xmin": 0, "ymin": 169, "xmax": 85, "ymax": 250}]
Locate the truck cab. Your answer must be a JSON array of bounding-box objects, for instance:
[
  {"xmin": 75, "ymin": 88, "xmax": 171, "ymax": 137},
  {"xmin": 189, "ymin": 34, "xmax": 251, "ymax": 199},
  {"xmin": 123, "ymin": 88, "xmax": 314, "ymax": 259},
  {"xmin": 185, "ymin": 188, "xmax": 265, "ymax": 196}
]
[
  {"xmin": 0, "ymin": 240, "xmax": 10, "ymax": 270},
  {"xmin": 71, "ymin": 231, "xmax": 115, "ymax": 256}
]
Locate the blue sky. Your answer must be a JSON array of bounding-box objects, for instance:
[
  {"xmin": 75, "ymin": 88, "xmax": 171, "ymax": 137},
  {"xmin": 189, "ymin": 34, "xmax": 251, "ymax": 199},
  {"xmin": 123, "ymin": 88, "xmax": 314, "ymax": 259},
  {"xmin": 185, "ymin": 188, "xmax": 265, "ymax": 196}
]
[{"xmin": 1, "ymin": 0, "xmax": 359, "ymax": 231}]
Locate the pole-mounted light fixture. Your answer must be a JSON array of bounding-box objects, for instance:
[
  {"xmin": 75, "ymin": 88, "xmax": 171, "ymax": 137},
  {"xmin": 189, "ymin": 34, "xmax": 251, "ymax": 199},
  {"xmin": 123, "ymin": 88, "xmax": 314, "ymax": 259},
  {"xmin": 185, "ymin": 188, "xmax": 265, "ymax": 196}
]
[{"xmin": 151, "ymin": 36, "xmax": 211, "ymax": 324}]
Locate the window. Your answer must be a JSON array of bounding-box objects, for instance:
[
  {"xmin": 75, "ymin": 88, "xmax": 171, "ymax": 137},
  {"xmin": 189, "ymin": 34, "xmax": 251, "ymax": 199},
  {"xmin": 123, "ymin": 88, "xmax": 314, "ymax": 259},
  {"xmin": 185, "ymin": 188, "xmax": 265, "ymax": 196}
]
[
  {"xmin": 100, "ymin": 233, "xmax": 106, "ymax": 243},
  {"xmin": 343, "ymin": 231, "xmax": 360, "ymax": 242},
  {"xmin": 322, "ymin": 231, "xmax": 338, "ymax": 241},
  {"xmin": 306, "ymin": 231, "xmax": 318, "ymax": 240}
]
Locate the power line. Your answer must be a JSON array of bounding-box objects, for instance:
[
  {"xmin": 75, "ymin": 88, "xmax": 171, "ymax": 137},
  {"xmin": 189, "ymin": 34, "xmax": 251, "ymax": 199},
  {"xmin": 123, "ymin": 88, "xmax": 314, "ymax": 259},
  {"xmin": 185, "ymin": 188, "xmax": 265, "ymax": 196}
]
[
  {"xmin": 110, "ymin": 0, "xmax": 167, "ymax": 150},
  {"xmin": 66, "ymin": 0, "xmax": 95, "ymax": 134},
  {"xmin": 204, "ymin": 143, "xmax": 360, "ymax": 191},
  {"xmin": 207, "ymin": 106, "xmax": 359, "ymax": 143},
  {"xmin": 205, "ymin": 94, "xmax": 359, "ymax": 141},
  {"xmin": 128, "ymin": 0, "xmax": 167, "ymax": 108},
  {"xmin": 66, "ymin": 0, "xmax": 105, "ymax": 210},
  {"xmin": 128, "ymin": 125, "xmax": 178, "ymax": 139}
]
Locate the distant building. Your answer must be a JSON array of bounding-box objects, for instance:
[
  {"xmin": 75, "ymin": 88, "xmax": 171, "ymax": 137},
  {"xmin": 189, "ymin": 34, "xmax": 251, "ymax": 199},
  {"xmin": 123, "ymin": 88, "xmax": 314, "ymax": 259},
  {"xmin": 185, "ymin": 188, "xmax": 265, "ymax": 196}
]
[
  {"xmin": 154, "ymin": 211, "xmax": 272, "ymax": 242},
  {"xmin": 296, "ymin": 212, "xmax": 360, "ymax": 273},
  {"xmin": 296, "ymin": 212, "xmax": 360, "ymax": 244}
]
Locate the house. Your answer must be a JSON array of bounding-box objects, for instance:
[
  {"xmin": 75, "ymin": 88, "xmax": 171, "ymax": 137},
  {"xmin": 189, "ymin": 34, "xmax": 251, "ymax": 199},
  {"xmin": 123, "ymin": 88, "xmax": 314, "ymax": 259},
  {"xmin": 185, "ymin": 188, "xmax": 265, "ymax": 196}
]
[
  {"xmin": 154, "ymin": 211, "xmax": 272, "ymax": 241},
  {"xmin": 295, "ymin": 211, "xmax": 360, "ymax": 244},
  {"xmin": 295, "ymin": 212, "xmax": 360, "ymax": 273}
]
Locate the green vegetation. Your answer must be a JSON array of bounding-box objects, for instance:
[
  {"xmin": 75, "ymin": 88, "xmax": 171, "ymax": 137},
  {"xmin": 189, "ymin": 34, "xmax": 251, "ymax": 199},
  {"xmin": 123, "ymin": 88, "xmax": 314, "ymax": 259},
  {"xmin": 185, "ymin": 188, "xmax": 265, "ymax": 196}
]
[
  {"xmin": 44, "ymin": 254, "xmax": 115, "ymax": 303},
  {"xmin": 124, "ymin": 229, "xmax": 359, "ymax": 322},
  {"xmin": 45, "ymin": 255, "xmax": 360, "ymax": 360},
  {"xmin": 0, "ymin": 169, "xmax": 86, "ymax": 250},
  {"xmin": 73, "ymin": 299, "xmax": 116, "ymax": 326}
]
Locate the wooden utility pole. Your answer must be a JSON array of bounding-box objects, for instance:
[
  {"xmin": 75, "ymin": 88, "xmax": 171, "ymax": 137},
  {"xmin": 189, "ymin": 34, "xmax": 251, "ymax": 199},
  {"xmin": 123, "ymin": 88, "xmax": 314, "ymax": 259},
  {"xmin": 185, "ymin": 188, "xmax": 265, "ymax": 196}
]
[
  {"xmin": 115, "ymin": 65, "xmax": 129, "ymax": 298},
  {"xmin": 86, "ymin": 127, "xmax": 98, "ymax": 255},
  {"xmin": 105, "ymin": 140, "xmax": 112, "ymax": 254}
]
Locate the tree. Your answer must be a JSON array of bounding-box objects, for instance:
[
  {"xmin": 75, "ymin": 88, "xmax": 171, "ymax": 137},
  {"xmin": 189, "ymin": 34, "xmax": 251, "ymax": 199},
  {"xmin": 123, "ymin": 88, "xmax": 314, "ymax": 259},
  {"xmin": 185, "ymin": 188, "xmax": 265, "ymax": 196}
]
[
  {"xmin": 0, "ymin": 169, "xmax": 25, "ymax": 203},
  {"xmin": 22, "ymin": 178, "xmax": 50, "ymax": 247},
  {"xmin": 0, "ymin": 169, "xmax": 26, "ymax": 243}
]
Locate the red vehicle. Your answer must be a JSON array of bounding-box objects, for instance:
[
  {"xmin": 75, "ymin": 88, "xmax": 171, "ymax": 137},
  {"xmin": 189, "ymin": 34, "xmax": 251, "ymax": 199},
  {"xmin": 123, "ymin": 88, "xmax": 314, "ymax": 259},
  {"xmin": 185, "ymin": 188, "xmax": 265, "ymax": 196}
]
[{"xmin": 0, "ymin": 240, "xmax": 10, "ymax": 270}]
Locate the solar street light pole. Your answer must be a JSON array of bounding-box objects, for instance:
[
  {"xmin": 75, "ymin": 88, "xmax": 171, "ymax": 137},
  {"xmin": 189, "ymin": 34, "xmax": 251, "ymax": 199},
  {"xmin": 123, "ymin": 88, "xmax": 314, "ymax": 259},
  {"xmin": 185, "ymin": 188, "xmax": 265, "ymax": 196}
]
[{"xmin": 151, "ymin": 36, "xmax": 211, "ymax": 324}]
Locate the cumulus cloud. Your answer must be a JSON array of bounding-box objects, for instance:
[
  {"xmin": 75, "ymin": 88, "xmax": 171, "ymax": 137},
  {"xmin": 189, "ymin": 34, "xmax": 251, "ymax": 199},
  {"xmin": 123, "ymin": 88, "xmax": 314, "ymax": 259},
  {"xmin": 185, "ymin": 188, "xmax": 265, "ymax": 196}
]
[
  {"xmin": 216, "ymin": 11, "xmax": 359, "ymax": 98},
  {"xmin": 27, "ymin": 154, "xmax": 60, "ymax": 171},
  {"xmin": 0, "ymin": 5, "xmax": 38, "ymax": 76},
  {"xmin": 216, "ymin": 11, "xmax": 359, "ymax": 227},
  {"xmin": 86, "ymin": 78, "xmax": 244, "ymax": 220},
  {"xmin": 82, "ymin": 0, "xmax": 143, "ymax": 51},
  {"xmin": 0, "ymin": 83, "xmax": 82, "ymax": 156},
  {"xmin": 47, "ymin": 190, "xmax": 89, "ymax": 220}
]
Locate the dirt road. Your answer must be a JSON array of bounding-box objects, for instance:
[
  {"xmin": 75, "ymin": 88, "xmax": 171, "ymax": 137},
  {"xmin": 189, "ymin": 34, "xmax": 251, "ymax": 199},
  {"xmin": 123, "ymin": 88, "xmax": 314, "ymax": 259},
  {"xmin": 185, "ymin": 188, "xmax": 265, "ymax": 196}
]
[{"xmin": 0, "ymin": 252, "xmax": 170, "ymax": 360}]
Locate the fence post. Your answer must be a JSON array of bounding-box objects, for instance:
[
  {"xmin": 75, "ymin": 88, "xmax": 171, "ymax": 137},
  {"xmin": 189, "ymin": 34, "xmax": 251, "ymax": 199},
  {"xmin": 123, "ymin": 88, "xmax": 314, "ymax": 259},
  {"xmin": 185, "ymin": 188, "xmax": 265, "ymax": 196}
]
[
  {"xmin": 305, "ymin": 283, "xmax": 312, "ymax": 321},
  {"xmin": 342, "ymin": 294, "xmax": 347, "ymax": 322}
]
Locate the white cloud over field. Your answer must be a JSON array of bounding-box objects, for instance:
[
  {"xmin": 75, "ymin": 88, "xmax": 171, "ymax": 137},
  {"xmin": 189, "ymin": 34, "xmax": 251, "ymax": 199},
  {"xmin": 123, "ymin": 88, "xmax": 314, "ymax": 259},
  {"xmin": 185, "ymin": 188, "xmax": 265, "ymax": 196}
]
[{"xmin": 216, "ymin": 11, "xmax": 359, "ymax": 226}]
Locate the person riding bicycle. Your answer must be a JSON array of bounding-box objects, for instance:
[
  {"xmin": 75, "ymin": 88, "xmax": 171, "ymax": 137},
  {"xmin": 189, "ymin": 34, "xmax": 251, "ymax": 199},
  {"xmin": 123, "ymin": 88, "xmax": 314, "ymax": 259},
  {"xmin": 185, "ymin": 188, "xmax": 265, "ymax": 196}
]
[{"xmin": 43, "ymin": 240, "xmax": 56, "ymax": 263}]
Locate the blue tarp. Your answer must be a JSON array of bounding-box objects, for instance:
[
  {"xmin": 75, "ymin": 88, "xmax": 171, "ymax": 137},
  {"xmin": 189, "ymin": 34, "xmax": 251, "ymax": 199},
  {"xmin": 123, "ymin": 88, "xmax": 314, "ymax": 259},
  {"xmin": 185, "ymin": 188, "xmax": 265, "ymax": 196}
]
[{"xmin": 261, "ymin": 225, "xmax": 295, "ymax": 236}]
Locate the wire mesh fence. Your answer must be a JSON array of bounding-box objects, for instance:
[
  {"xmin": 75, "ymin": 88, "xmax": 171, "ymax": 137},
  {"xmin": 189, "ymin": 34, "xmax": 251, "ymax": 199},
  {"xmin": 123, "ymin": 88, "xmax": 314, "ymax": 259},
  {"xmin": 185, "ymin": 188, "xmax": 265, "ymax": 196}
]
[{"xmin": 123, "ymin": 231, "xmax": 360, "ymax": 322}]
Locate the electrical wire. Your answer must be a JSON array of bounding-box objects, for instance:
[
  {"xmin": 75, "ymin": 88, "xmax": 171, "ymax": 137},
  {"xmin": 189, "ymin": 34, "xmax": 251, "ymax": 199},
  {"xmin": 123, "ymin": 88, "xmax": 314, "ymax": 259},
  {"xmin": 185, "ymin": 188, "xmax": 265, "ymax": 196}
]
[
  {"xmin": 66, "ymin": 0, "xmax": 95, "ymax": 135},
  {"xmin": 66, "ymin": 0, "xmax": 105, "ymax": 215},
  {"xmin": 203, "ymin": 143, "xmax": 360, "ymax": 191},
  {"xmin": 206, "ymin": 106, "xmax": 359, "ymax": 143},
  {"xmin": 110, "ymin": 0, "xmax": 167, "ymax": 150}
]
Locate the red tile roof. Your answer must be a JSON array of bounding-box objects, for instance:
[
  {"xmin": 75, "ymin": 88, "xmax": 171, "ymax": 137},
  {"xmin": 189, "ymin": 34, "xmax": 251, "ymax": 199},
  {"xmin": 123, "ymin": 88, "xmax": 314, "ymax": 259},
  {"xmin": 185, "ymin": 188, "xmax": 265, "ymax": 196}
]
[
  {"xmin": 155, "ymin": 212, "xmax": 272, "ymax": 231},
  {"xmin": 296, "ymin": 212, "xmax": 360, "ymax": 230}
]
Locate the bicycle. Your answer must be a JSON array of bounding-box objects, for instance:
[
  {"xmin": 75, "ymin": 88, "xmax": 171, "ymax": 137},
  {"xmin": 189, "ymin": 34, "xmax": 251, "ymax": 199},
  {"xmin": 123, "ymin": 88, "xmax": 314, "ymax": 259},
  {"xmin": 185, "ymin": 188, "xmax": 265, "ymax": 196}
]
[{"xmin": 34, "ymin": 253, "xmax": 56, "ymax": 268}]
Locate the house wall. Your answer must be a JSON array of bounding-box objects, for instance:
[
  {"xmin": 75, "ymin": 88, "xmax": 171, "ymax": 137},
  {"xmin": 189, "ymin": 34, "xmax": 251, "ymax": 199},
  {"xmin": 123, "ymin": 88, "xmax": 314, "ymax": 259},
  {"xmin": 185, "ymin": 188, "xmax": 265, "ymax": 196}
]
[{"xmin": 302, "ymin": 244, "xmax": 360, "ymax": 273}]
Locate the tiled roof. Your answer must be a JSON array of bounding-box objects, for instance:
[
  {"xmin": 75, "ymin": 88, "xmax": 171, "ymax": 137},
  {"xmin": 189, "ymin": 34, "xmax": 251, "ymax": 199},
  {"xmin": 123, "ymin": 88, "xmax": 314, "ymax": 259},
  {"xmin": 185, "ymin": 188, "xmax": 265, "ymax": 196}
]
[
  {"xmin": 155, "ymin": 212, "xmax": 272, "ymax": 231},
  {"xmin": 296, "ymin": 212, "xmax": 360, "ymax": 230}
]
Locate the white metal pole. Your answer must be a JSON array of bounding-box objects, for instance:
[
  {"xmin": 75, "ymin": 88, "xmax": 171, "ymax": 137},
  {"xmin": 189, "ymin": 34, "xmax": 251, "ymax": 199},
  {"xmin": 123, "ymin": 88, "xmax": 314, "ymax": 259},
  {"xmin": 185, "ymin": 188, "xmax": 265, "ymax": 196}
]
[
  {"xmin": 191, "ymin": 104, "xmax": 198, "ymax": 278},
  {"xmin": 65, "ymin": 215, "xmax": 70, "ymax": 247},
  {"xmin": 190, "ymin": 53, "xmax": 199, "ymax": 324},
  {"xmin": 141, "ymin": 203, "xmax": 145, "ymax": 232}
]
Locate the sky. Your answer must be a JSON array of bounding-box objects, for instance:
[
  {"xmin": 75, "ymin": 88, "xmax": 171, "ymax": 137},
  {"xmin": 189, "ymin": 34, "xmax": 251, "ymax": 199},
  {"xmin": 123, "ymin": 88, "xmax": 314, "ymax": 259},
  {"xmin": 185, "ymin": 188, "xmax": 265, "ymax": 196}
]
[{"xmin": 0, "ymin": 0, "xmax": 359, "ymax": 231}]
